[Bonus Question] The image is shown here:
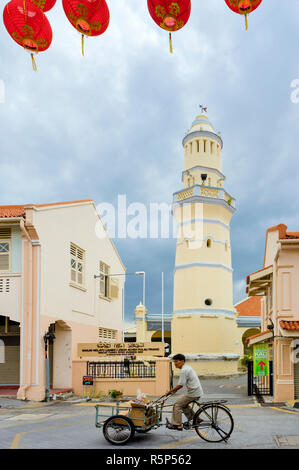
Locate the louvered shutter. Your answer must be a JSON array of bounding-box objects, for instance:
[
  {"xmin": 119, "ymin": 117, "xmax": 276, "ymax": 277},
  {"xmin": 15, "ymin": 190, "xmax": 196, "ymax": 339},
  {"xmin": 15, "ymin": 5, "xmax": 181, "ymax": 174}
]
[
  {"xmin": 70, "ymin": 243, "xmax": 85, "ymax": 285},
  {"xmin": 110, "ymin": 278, "xmax": 119, "ymax": 299},
  {"xmin": 99, "ymin": 261, "xmax": 109, "ymax": 297}
]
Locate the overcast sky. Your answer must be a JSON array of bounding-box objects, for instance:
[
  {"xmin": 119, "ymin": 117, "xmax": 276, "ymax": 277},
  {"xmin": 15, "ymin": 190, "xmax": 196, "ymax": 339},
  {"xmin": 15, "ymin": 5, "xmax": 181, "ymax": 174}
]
[{"xmin": 1, "ymin": 0, "xmax": 299, "ymax": 324}]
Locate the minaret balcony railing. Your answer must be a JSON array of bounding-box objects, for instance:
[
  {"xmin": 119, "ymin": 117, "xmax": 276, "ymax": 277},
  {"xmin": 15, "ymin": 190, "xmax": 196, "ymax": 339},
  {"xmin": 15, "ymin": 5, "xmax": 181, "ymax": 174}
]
[{"xmin": 173, "ymin": 185, "xmax": 236, "ymax": 209}]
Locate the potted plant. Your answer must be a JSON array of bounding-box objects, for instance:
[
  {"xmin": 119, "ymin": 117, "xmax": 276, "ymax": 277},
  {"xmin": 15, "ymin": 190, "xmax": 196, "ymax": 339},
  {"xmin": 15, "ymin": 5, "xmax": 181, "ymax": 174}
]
[{"xmin": 108, "ymin": 389, "xmax": 123, "ymax": 399}]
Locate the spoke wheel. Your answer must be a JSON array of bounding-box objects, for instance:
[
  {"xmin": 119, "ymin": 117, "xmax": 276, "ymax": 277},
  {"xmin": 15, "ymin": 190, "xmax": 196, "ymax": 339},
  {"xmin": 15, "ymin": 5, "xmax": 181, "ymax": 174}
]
[
  {"xmin": 193, "ymin": 405, "xmax": 234, "ymax": 443},
  {"xmin": 103, "ymin": 415, "xmax": 135, "ymax": 445}
]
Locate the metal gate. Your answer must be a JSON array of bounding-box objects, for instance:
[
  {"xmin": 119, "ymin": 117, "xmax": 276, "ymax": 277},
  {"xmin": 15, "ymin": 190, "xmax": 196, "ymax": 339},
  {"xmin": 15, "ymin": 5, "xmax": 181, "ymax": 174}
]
[
  {"xmin": 294, "ymin": 362, "xmax": 299, "ymax": 400},
  {"xmin": 248, "ymin": 361, "xmax": 273, "ymax": 396}
]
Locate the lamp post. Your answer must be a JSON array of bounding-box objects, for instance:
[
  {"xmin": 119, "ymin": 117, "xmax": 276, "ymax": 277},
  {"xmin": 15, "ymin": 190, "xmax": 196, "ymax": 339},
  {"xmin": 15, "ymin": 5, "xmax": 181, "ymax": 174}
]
[
  {"xmin": 161, "ymin": 272, "xmax": 164, "ymax": 344},
  {"xmin": 94, "ymin": 271, "xmax": 146, "ymax": 343}
]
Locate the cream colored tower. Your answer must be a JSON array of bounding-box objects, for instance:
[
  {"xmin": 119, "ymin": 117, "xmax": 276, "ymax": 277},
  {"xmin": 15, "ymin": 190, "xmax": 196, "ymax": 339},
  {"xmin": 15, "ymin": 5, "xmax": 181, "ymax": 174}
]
[{"xmin": 171, "ymin": 113, "xmax": 239, "ymax": 375}]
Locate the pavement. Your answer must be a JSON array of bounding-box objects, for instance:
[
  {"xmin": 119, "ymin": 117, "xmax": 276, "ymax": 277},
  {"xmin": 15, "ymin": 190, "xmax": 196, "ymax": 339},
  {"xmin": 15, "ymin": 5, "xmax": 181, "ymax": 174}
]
[{"xmin": 1, "ymin": 374, "xmax": 299, "ymax": 450}]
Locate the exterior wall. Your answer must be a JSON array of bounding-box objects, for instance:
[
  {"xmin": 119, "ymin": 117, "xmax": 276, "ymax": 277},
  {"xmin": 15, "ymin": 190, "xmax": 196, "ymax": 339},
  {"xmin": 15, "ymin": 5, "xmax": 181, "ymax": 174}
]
[
  {"xmin": 171, "ymin": 315, "xmax": 238, "ymax": 356},
  {"xmin": 15, "ymin": 201, "xmax": 125, "ymax": 401},
  {"xmin": 72, "ymin": 358, "xmax": 170, "ymax": 397},
  {"xmin": 264, "ymin": 230, "xmax": 279, "ymax": 268},
  {"xmin": 273, "ymin": 337, "xmax": 294, "ymax": 402},
  {"xmin": 29, "ymin": 202, "xmax": 124, "ymax": 336},
  {"xmin": 276, "ymin": 248, "xmax": 299, "ymax": 324},
  {"xmin": 0, "ymin": 225, "xmax": 22, "ymax": 323}
]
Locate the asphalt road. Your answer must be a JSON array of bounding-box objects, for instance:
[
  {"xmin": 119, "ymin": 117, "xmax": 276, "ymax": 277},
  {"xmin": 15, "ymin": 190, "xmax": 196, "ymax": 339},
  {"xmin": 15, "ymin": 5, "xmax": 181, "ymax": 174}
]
[{"xmin": 1, "ymin": 375, "xmax": 299, "ymax": 450}]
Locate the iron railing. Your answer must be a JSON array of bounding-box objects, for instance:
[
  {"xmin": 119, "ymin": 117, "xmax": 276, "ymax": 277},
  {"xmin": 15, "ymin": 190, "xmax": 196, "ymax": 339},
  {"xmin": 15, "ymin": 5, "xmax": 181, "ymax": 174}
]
[
  {"xmin": 87, "ymin": 361, "xmax": 156, "ymax": 379},
  {"xmin": 248, "ymin": 361, "xmax": 273, "ymax": 397}
]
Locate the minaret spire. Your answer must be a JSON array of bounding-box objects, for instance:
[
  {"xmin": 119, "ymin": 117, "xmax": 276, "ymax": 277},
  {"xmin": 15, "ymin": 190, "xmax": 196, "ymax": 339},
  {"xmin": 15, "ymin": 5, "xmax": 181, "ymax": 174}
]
[{"xmin": 171, "ymin": 112, "xmax": 239, "ymax": 377}]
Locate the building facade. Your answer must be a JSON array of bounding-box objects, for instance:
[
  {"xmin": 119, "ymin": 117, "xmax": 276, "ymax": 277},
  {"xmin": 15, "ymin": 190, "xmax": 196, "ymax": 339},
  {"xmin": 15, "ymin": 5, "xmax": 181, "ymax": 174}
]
[
  {"xmin": 0, "ymin": 200, "xmax": 125, "ymax": 401},
  {"xmin": 246, "ymin": 224, "xmax": 299, "ymax": 402},
  {"xmin": 171, "ymin": 113, "xmax": 239, "ymax": 375}
]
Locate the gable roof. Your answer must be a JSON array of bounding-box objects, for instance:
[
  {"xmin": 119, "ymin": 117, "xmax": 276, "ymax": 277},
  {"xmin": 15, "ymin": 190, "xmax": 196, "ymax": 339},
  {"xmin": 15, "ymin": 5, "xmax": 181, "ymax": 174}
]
[
  {"xmin": 0, "ymin": 200, "xmax": 93, "ymax": 219},
  {"xmin": 235, "ymin": 296, "xmax": 262, "ymax": 317}
]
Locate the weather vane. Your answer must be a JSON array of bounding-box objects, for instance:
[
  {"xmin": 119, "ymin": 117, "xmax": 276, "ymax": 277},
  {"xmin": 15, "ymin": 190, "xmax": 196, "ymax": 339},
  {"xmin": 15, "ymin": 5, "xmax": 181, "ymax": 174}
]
[{"xmin": 199, "ymin": 105, "xmax": 208, "ymax": 114}]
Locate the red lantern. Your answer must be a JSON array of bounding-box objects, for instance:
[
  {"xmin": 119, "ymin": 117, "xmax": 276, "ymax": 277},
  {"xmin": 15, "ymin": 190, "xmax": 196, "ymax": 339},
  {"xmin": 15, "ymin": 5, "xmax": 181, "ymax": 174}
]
[
  {"xmin": 147, "ymin": 0, "xmax": 191, "ymax": 53},
  {"xmin": 62, "ymin": 0, "xmax": 110, "ymax": 56},
  {"xmin": 30, "ymin": 0, "xmax": 57, "ymax": 13},
  {"xmin": 224, "ymin": 0, "xmax": 262, "ymax": 30},
  {"xmin": 3, "ymin": 0, "xmax": 52, "ymax": 70}
]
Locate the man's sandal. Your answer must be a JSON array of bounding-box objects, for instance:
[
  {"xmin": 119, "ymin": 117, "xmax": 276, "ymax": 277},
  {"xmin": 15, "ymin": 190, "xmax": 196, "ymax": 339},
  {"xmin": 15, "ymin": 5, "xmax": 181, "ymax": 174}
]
[{"xmin": 166, "ymin": 424, "xmax": 183, "ymax": 431}]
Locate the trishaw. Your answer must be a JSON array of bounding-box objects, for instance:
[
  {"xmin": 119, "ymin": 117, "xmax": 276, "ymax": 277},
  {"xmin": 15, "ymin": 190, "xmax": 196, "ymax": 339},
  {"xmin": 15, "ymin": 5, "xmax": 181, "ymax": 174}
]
[{"xmin": 95, "ymin": 393, "xmax": 234, "ymax": 445}]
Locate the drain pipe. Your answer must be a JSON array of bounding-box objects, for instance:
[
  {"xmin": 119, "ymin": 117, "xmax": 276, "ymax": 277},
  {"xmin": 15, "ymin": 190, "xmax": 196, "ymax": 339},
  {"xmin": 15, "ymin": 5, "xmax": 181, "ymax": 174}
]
[{"xmin": 43, "ymin": 333, "xmax": 50, "ymax": 402}]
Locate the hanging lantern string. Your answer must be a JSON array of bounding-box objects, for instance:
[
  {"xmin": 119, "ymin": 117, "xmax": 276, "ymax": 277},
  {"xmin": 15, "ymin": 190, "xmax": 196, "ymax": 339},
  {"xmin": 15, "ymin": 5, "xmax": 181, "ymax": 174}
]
[
  {"xmin": 169, "ymin": 32, "xmax": 173, "ymax": 54},
  {"xmin": 245, "ymin": 13, "xmax": 248, "ymax": 30},
  {"xmin": 31, "ymin": 53, "xmax": 37, "ymax": 71},
  {"xmin": 82, "ymin": 34, "xmax": 84, "ymax": 56}
]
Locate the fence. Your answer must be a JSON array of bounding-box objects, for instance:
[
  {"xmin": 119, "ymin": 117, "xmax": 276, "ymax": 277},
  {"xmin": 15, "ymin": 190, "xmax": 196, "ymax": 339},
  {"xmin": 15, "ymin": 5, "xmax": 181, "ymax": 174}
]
[
  {"xmin": 87, "ymin": 361, "xmax": 156, "ymax": 379},
  {"xmin": 72, "ymin": 357, "xmax": 170, "ymax": 397},
  {"xmin": 248, "ymin": 361, "xmax": 273, "ymax": 397}
]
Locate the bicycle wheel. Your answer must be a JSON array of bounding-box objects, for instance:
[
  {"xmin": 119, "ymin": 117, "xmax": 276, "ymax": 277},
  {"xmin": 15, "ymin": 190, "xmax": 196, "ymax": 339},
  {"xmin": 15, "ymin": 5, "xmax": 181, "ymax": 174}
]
[
  {"xmin": 193, "ymin": 404, "xmax": 234, "ymax": 443},
  {"xmin": 103, "ymin": 415, "xmax": 135, "ymax": 445}
]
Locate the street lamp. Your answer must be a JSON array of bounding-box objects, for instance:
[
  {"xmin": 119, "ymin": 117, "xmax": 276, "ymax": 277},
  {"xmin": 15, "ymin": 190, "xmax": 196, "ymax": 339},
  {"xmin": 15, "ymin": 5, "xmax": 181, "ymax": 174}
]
[{"xmin": 94, "ymin": 271, "xmax": 146, "ymax": 342}]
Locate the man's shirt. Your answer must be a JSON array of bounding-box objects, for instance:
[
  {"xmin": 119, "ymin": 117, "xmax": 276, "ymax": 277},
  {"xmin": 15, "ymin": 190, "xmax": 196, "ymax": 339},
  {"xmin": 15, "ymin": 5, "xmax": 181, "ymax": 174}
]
[{"xmin": 178, "ymin": 364, "xmax": 203, "ymax": 398}]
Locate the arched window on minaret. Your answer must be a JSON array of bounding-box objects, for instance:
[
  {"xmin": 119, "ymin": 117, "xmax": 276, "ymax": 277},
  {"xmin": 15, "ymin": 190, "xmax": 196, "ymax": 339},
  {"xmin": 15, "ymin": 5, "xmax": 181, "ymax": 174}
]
[
  {"xmin": 207, "ymin": 238, "xmax": 212, "ymax": 248},
  {"xmin": 196, "ymin": 140, "xmax": 199, "ymax": 152},
  {"xmin": 190, "ymin": 142, "xmax": 193, "ymax": 154},
  {"xmin": 203, "ymin": 140, "xmax": 206, "ymax": 153},
  {"xmin": 211, "ymin": 142, "xmax": 214, "ymax": 154}
]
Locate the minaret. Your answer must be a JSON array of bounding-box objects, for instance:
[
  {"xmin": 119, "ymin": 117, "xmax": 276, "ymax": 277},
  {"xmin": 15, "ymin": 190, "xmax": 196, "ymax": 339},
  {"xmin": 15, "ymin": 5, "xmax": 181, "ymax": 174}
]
[{"xmin": 171, "ymin": 112, "xmax": 239, "ymax": 375}]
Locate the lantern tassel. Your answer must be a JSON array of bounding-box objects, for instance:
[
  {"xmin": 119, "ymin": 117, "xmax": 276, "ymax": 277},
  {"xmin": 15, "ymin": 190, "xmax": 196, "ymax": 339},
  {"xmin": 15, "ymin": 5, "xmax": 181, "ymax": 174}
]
[
  {"xmin": 82, "ymin": 34, "xmax": 84, "ymax": 56},
  {"xmin": 245, "ymin": 14, "xmax": 248, "ymax": 30},
  {"xmin": 169, "ymin": 32, "xmax": 173, "ymax": 54},
  {"xmin": 31, "ymin": 53, "xmax": 37, "ymax": 72}
]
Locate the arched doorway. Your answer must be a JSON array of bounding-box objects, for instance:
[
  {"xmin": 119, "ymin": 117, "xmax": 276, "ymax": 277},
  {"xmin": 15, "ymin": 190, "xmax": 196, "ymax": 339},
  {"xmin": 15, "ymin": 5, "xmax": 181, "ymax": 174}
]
[
  {"xmin": 48, "ymin": 320, "xmax": 72, "ymax": 390},
  {"xmin": 151, "ymin": 330, "xmax": 171, "ymax": 357},
  {"xmin": 242, "ymin": 328, "xmax": 260, "ymax": 355}
]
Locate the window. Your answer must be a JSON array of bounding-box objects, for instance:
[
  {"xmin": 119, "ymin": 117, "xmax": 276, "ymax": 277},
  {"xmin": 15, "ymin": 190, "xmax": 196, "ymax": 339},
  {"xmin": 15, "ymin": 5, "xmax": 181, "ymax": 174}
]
[
  {"xmin": 205, "ymin": 298, "xmax": 213, "ymax": 306},
  {"xmin": 98, "ymin": 327, "xmax": 117, "ymax": 341},
  {"xmin": 0, "ymin": 228, "xmax": 11, "ymax": 272},
  {"xmin": 207, "ymin": 238, "xmax": 212, "ymax": 248},
  {"xmin": 70, "ymin": 243, "xmax": 85, "ymax": 286},
  {"xmin": 99, "ymin": 261, "xmax": 110, "ymax": 298}
]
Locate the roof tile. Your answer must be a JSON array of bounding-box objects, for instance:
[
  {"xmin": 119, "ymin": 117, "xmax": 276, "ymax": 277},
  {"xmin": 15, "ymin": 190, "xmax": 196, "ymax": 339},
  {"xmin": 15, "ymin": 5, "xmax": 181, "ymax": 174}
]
[
  {"xmin": 235, "ymin": 296, "xmax": 262, "ymax": 317},
  {"xmin": 280, "ymin": 321, "xmax": 299, "ymax": 331}
]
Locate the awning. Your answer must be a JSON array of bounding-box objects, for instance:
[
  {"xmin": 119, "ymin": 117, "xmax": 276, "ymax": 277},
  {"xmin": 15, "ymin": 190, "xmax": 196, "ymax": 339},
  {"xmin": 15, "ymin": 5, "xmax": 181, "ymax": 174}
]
[
  {"xmin": 246, "ymin": 265, "xmax": 273, "ymax": 296},
  {"xmin": 246, "ymin": 330, "xmax": 273, "ymax": 347}
]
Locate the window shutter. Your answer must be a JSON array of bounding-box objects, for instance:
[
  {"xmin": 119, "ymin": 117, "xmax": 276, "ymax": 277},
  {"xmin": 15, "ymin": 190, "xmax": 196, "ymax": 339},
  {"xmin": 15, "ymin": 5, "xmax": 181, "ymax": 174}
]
[
  {"xmin": 0, "ymin": 228, "xmax": 11, "ymax": 239},
  {"xmin": 0, "ymin": 241, "xmax": 10, "ymax": 271},
  {"xmin": 110, "ymin": 278, "xmax": 119, "ymax": 299},
  {"xmin": 99, "ymin": 327, "xmax": 116, "ymax": 341},
  {"xmin": 99, "ymin": 261, "xmax": 110, "ymax": 297},
  {"xmin": 70, "ymin": 243, "xmax": 85, "ymax": 285}
]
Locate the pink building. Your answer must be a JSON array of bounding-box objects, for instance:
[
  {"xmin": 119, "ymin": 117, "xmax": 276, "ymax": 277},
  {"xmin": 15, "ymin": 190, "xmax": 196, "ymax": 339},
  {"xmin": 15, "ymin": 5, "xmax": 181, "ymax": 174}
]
[
  {"xmin": 246, "ymin": 224, "xmax": 299, "ymax": 403},
  {"xmin": 0, "ymin": 200, "xmax": 125, "ymax": 401}
]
